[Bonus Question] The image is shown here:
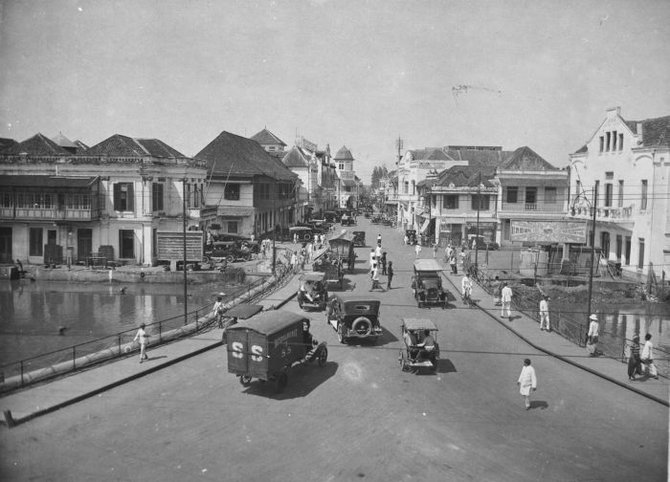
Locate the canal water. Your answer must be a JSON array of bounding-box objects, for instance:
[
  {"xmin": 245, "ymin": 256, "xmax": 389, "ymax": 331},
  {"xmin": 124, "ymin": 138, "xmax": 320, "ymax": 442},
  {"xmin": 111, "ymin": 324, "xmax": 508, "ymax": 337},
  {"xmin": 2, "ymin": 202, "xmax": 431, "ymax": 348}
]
[{"xmin": 0, "ymin": 278, "xmax": 234, "ymax": 364}]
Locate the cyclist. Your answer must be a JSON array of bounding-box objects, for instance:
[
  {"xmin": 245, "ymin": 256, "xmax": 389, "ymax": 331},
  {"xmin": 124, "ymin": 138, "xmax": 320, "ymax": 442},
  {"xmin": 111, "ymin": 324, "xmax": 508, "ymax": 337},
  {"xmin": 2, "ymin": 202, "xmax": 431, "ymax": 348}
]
[{"xmin": 461, "ymin": 273, "xmax": 473, "ymax": 306}]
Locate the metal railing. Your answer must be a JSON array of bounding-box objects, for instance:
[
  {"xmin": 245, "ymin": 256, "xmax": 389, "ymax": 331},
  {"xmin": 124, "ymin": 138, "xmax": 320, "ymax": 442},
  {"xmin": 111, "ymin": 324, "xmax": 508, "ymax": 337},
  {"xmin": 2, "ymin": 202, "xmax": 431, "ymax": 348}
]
[{"xmin": 0, "ymin": 248, "xmax": 295, "ymax": 393}]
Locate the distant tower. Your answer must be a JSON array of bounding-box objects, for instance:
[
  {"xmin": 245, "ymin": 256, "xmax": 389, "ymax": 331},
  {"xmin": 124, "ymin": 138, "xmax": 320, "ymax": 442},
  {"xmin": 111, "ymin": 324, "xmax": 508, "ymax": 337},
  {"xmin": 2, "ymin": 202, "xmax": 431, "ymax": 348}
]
[{"xmin": 395, "ymin": 136, "xmax": 404, "ymax": 165}]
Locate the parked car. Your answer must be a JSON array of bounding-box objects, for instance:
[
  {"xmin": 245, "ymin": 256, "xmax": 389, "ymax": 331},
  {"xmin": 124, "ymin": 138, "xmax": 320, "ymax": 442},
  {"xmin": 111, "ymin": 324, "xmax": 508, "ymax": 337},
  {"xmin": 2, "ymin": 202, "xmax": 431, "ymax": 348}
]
[
  {"xmin": 411, "ymin": 259, "xmax": 448, "ymax": 308},
  {"xmin": 467, "ymin": 234, "xmax": 499, "ymax": 250},
  {"xmin": 297, "ymin": 272, "xmax": 329, "ymax": 311},
  {"xmin": 226, "ymin": 311, "xmax": 328, "ymax": 393},
  {"xmin": 326, "ymin": 295, "xmax": 382, "ymax": 344},
  {"xmin": 399, "ymin": 318, "xmax": 440, "ymax": 372},
  {"xmin": 289, "ymin": 226, "xmax": 317, "ymax": 242},
  {"xmin": 204, "ymin": 241, "xmax": 252, "ymax": 263},
  {"xmin": 341, "ymin": 212, "xmax": 355, "ymax": 226}
]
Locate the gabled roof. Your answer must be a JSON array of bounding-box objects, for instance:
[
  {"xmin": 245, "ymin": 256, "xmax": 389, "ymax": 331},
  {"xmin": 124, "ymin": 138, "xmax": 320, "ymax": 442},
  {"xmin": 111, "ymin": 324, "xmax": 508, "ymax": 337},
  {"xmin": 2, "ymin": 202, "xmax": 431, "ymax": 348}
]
[
  {"xmin": 85, "ymin": 134, "xmax": 186, "ymax": 158},
  {"xmin": 334, "ymin": 145, "xmax": 354, "ymax": 161},
  {"xmin": 407, "ymin": 148, "xmax": 452, "ymax": 161},
  {"xmin": 282, "ymin": 146, "xmax": 311, "ymax": 168},
  {"xmin": 195, "ymin": 131, "xmax": 297, "ymax": 181},
  {"xmin": 444, "ymin": 147, "xmax": 511, "ymax": 168},
  {"xmin": 0, "ymin": 138, "xmax": 18, "ymax": 152},
  {"xmin": 433, "ymin": 165, "xmax": 496, "ymax": 188},
  {"xmin": 3, "ymin": 133, "xmax": 71, "ymax": 155},
  {"xmin": 249, "ymin": 128, "xmax": 286, "ymax": 147},
  {"xmin": 499, "ymin": 146, "xmax": 558, "ymax": 171}
]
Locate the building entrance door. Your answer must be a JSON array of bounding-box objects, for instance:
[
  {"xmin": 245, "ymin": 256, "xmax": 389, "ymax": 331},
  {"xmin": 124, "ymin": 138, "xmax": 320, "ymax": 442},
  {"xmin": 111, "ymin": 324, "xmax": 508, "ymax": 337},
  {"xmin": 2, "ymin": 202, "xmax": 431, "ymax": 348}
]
[
  {"xmin": 119, "ymin": 230, "xmax": 135, "ymax": 259},
  {"xmin": 77, "ymin": 229, "xmax": 93, "ymax": 262},
  {"xmin": 0, "ymin": 227, "xmax": 12, "ymax": 263}
]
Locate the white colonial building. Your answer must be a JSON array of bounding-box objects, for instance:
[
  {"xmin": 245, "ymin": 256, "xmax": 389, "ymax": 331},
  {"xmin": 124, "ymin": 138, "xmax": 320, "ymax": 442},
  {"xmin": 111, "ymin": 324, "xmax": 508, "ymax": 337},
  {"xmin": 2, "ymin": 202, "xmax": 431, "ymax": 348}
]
[{"xmin": 568, "ymin": 107, "xmax": 670, "ymax": 278}]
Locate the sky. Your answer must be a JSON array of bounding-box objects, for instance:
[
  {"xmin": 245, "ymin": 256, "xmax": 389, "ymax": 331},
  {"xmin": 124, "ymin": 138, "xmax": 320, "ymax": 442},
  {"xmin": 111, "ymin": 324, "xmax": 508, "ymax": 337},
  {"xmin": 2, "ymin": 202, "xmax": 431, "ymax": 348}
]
[{"xmin": 1, "ymin": 0, "xmax": 669, "ymax": 183}]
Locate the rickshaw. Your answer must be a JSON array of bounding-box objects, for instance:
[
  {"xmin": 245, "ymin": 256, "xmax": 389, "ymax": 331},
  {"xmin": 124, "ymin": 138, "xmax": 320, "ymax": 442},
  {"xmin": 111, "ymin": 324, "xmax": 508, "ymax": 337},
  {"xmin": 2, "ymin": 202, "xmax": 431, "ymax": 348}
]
[
  {"xmin": 326, "ymin": 295, "xmax": 383, "ymax": 344},
  {"xmin": 352, "ymin": 231, "xmax": 366, "ymax": 247},
  {"xmin": 297, "ymin": 271, "xmax": 329, "ymax": 311},
  {"xmin": 328, "ymin": 232, "xmax": 356, "ymax": 272},
  {"xmin": 226, "ymin": 311, "xmax": 328, "ymax": 393},
  {"xmin": 220, "ymin": 303, "xmax": 264, "ymax": 342},
  {"xmin": 399, "ymin": 318, "xmax": 440, "ymax": 372}
]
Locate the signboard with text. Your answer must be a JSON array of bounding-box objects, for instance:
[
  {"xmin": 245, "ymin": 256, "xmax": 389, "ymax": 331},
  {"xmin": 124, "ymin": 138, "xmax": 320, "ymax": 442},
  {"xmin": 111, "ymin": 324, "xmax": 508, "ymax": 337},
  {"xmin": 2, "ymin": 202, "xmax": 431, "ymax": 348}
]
[{"xmin": 510, "ymin": 221, "xmax": 586, "ymax": 243}]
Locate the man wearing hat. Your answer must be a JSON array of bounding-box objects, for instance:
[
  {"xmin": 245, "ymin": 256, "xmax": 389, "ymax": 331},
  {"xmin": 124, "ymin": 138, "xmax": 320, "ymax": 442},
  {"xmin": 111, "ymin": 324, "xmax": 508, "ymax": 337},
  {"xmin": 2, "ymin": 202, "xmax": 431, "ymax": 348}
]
[
  {"xmin": 627, "ymin": 335, "xmax": 642, "ymax": 381},
  {"xmin": 501, "ymin": 282, "xmax": 513, "ymax": 319},
  {"xmin": 586, "ymin": 314, "xmax": 599, "ymax": 356}
]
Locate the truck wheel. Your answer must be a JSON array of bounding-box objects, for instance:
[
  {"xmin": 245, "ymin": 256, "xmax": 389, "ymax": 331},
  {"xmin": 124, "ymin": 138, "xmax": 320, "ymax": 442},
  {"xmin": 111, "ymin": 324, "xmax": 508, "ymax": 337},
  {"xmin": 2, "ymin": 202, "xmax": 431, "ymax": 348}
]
[
  {"xmin": 239, "ymin": 375, "xmax": 252, "ymax": 386},
  {"xmin": 318, "ymin": 346, "xmax": 328, "ymax": 367},
  {"xmin": 274, "ymin": 372, "xmax": 288, "ymax": 393},
  {"xmin": 352, "ymin": 317, "xmax": 372, "ymax": 337}
]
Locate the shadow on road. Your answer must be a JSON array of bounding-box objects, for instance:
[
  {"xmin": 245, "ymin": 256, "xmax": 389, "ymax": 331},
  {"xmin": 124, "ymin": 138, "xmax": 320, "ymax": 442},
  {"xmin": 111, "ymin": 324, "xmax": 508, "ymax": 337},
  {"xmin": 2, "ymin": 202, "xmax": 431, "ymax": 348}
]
[
  {"xmin": 437, "ymin": 358, "xmax": 457, "ymax": 374},
  {"xmin": 529, "ymin": 400, "xmax": 549, "ymax": 410},
  {"xmin": 240, "ymin": 361, "xmax": 339, "ymax": 400}
]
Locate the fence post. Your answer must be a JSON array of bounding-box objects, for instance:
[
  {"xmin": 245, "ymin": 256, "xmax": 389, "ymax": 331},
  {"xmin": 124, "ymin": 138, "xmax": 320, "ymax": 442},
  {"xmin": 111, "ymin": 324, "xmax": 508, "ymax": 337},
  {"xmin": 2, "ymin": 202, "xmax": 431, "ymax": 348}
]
[
  {"xmin": 72, "ymin": 346, "xmax": 76, "ymax": 370},
  {"xmin": 118, "ymin": 334, "xmax": 121, "ymax": 354},
  {"xmin": 20, "ymin": 361, "xmax": 24, "ymax": 387},
  {"xmin": 159, "ymin": 321, "xmax": 163, "ymax": 343},
  {"xmin": 195, "ymin": 310, "xmax": 199, "ymax": 330}
]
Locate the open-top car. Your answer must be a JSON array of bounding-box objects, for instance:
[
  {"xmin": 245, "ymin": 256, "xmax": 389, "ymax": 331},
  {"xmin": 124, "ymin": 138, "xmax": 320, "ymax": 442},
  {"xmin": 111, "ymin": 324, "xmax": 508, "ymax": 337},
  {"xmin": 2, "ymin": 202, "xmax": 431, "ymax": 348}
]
[
  {"xmin": 352, "ymin": 231, "xmax": 366, "ymax": 247},
  {"xmin": 399, "ymin": 318, "xmax": 440, "ymax": 372},
  {"xmin": 341, "ymin": 211, "xmax": 355, "ymax": 226},
  {"xmin": 297, "ymin": 272, "xmax": 329, "ymax": 311},
  {"xmin": 411, "ymin": 259, "xmax": 448, "ymax": 308},
  {"xmin": 326, "ymin": 295, "xmax": 382, "ymax": 344}
]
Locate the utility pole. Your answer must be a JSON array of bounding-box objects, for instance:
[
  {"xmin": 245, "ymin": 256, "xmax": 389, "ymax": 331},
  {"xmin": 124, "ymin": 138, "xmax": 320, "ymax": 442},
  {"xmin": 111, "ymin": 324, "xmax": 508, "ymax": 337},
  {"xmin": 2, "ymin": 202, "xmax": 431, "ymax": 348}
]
[
  {"xmin": 182, "ymin": 179, "xmax": 188, "ymax": 325},
  {"xmin": 586, "ymin": 186, "xmax": 598, "ymax": 318},
  {"xmin": 474, "ymin": 171, "xmax": 481, "ymax": 270}
]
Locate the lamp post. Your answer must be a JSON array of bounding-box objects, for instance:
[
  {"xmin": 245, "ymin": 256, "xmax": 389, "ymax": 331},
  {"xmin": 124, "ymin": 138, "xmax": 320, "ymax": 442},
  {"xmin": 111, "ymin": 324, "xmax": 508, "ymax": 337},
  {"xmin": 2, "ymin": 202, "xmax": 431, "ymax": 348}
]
[
  {"xmin": 572, "ymin": 187, "xmax": 598, "ymax": 319},
  {"xmin": 182, "ymin": 179, "xmax": 188, "ymax": 325}
]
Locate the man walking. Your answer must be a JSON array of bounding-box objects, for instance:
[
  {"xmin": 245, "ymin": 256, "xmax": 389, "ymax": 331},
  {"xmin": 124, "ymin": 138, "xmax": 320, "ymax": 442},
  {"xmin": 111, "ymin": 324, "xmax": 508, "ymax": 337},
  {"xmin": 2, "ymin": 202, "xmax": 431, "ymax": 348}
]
[
  {"xmin": 212, "ymin": 293, "xmax": 226, "ymax": 328},
  {"xmin": 501, "ymin": 282, "xmax": 513, "ymax": 319},
  {"xmin": 641, "ymin": 333, "xmax": 658, "ymax": 379},
  {"xmin": 539, "ymin": 296, "xmax": 550, "ymax": 331},
  {"xmin": 449, "ymin": 253, "xmax": 457, "ymax": 275},
  {"xmin": 586, "ymin": 314, "xmax": 599, "ymax": 357},
  {"xmin": 628, "ymin": 335, "xmax": 642, "ymax": 381},
  {"xmin": 133, "ymin": 323, "xmax": 150, "ymax": 363},
  {"xmin": 517, "ymin": 358, "xmax": 537, "ymax": 410},
  {"xmin": 415, "ymin": 243, "xmax": 422, "ymax": 258},
  {"xmin": 387, "ymin": 261, "xmax": 394, "ymax": 290}
]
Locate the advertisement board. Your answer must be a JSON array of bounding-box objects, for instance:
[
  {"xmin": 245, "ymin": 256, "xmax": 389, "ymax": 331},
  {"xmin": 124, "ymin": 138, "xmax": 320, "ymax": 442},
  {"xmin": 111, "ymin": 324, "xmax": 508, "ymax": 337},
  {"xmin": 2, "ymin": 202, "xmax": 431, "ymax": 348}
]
[
  {"xmin": 510, "ymin": 221, "xmax": 586, "ymax": 243},
  {"xmin": 156, "ymin": 231, "xmax": 204, "ymax": 261}
]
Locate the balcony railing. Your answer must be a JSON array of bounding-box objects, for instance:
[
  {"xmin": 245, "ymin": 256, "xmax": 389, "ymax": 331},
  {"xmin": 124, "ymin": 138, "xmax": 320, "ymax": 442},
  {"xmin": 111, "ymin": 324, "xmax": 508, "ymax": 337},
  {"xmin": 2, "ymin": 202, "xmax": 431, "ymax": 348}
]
[
  {"xmin": 1, "ymin": 206, "xmax": 96, "ymax": 221},
  {"xmin": 499, "ymin": 201, "xmax": 565, "ymax": 213}
]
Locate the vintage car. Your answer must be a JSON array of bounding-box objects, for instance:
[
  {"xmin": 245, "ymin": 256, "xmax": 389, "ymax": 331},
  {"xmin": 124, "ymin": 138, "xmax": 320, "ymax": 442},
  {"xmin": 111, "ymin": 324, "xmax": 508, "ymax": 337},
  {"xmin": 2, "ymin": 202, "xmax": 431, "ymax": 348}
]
[
  {"xmin": 352, "ymin": 231, "xmax": 366, "ymax": 247},
  {"xmin": 341, "ymin": 211, "xmax": 355, "ymax": 226},
  {"xmin": 324, "ymin": 211, "xmax": 341, "ymax": 224},
  {"xmin": 297, "ymin": 272, "xmax": 329, "ymax": 311},
  {"xmin": 289, "ymin": 226, "xmax": 317, "ymax": 242},
  {"xmin": 399, "ymin": 318, "xmax": 440, "ymax": 372},
  {"xmin": 326, "ymin": 295, "xmax": 382, "ymax": 344},
  {"xmin": 467, "ymin": 234, "xmax": 500, "ymax": 251},
  {"xmin": 411, "ymin": 259, "xmax": 448, "ymax": 308},
  {"xmin": 204, "ymin": 241, "xmax": 252, "ymax": 264},
  {"xmin": 220, "ymin": 303, "xmax": 264, "ymax": 343},
  {"xmin": 405, "ymin": 229, "xmax": 418, "ymax": 245},
  {"xmin": 226, "ymin": 311, "xmax": 328, "ymax": 393}
]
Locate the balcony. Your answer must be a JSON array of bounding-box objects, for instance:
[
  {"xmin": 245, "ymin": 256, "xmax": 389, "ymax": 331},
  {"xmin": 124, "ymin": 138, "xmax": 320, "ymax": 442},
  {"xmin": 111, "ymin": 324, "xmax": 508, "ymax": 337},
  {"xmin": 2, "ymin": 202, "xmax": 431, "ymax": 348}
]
[
  {"xmin": 499, "ymin": 201, "xmax": 565, "ymax": 214},
  {"xmin": 2, "ymin": 206, "xmax": 96, "ymax": 221}
]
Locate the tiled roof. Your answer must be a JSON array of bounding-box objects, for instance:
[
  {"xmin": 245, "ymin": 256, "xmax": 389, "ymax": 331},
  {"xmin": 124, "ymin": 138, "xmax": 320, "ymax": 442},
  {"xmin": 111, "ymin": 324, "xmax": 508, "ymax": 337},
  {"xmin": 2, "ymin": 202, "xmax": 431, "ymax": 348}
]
[
  {"xmin": 444, "ymin": 148, "xmax": 511, "ymax": 168},
  {"xmin": 574, "ymin": 144, "xmax": 588, "ymax": 154},
  {"xmin": 334, "ymin": 145, "xmax": 354, "ymax": 161},
  {"xmin": 195, "ymin": 131, "xmax": 297, "ymax": 181},
  {"xmin": 0, "ymin": 175, "xmax": 98, "ymax": 188},
  {"xmin": 3, "ymin": 133, "xmax": 71, "ymax": 155},
  {"xmin": 85, "ymin": 134, "xmax": 186, "ymax": 158},
  {"xmin": 249, "ymin": 128, "xmax": 286, "ymax": 147},
  {"xmin": 51, "ymin": 132, "xmax": 77, "ymax": 148},
  {"xmin": 0, "ymin": 137, "xmax": 18, "ymax": 152},
  {"xmin": 434, "ymin": 165, "xmax": 496, "ymax": 188},
  {"xmin": 639, "ymin": 115, "xmax": 670, "ymax": 148},
  {"xmin": 499, "ymin": 146, "xmax": 558, "ymax": 171},
  {"xmin": 408, "ymin": 148, "xmax": 452, "ymax": 161},
  {"xmin": 282, "ymin": 146, "xmax": 310, "ymax": 168}
]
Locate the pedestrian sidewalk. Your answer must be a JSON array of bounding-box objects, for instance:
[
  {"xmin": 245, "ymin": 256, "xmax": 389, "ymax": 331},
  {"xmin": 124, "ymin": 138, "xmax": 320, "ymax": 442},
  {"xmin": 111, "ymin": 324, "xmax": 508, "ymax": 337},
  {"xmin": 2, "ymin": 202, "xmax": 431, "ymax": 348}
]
[
  {"xmin": 0, "ymin": 269, "xmax": 304, "ymax": 427},
  {"xmin": 443, "ymin": 271, "xmax": 669, "ymax": 406}
]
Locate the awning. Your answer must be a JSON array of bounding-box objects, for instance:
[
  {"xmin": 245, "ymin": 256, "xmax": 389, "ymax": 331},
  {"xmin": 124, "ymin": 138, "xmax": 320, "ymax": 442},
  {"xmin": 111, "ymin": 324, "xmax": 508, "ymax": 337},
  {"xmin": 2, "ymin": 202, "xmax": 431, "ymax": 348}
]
[{"xmin": 420, "ymin": 218, "xmax": 431, "ymax": 233}]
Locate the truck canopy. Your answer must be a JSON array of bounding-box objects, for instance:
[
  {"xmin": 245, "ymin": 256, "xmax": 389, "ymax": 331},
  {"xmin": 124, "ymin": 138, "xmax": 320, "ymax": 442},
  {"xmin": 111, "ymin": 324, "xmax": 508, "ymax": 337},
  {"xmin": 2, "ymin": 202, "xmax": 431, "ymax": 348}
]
[
  {"xmin": 227, "ymin": 310, "xmax": 307, "ymax": 337},
  {"xmin": 413, "ymin": 259, "xmax": 443, "ymax": 272}
]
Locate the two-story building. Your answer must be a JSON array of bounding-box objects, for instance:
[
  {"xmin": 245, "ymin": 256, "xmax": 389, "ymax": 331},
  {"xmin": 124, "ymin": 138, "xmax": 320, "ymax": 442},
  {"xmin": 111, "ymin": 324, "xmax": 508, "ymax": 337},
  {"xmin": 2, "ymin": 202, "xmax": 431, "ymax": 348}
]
[
  {"xmin": 0, "ymin": 133, "xmax": 208, "ymax": 265},
  {"xmin": 569, "ymin": 107, "xmax": 670, "ymax": 277},
  {"xmin": 194, "ymin": 131, "xmax": 299, "ymax": 239}
]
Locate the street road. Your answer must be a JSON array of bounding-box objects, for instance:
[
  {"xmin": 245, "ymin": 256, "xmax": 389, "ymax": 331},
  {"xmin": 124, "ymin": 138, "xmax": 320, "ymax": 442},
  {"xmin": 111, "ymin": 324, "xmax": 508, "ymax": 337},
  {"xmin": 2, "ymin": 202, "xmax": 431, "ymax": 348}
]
[{"xmin": 0, "ymin": 217, "xmax": 667, "ymax": 481}]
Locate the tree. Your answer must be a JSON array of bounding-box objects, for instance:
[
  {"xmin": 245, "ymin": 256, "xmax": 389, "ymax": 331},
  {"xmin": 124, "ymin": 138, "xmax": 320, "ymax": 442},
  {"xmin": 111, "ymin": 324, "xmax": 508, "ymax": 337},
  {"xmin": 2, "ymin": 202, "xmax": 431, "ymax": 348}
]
[{"xmin": 371, "ymin": 165, "xmax": 388, "ymax": 189}]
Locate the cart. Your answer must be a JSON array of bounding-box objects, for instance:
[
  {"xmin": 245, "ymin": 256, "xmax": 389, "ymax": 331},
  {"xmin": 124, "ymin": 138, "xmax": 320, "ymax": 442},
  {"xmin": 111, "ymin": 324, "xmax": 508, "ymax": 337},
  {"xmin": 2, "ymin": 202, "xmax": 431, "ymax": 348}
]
[
  {"xmin": 328, "ymin": 231, "xmax": 356, "ymax": 272},
  {"xmin": 399, "ymin": 318, "xmax": 440, "ymax": 372},
  {"xmin": 227, "ymin": 311, "xmax": 327, "ymax": 393}
]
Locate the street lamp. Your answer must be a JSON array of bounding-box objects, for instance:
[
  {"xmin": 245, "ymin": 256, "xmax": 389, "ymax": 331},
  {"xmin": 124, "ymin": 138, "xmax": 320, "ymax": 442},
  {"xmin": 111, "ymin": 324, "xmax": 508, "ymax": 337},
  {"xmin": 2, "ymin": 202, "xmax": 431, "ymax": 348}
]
[{"xmin": 571, "ymin": 187, "xmax": 598, "ymax": 320}]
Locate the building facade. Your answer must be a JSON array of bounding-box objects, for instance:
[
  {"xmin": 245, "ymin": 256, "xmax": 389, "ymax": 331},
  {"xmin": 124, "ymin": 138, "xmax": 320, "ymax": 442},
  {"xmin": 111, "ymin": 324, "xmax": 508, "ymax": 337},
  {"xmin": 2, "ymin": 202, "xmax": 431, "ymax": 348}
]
[
  {"xmin": 333, "ymin": 145, "xmax": 358, "ymax": 209},
  {"xmin": 0, "ymin": 133, "xmax": 208, "ymax": 265},
  {"xmin": 568, "ymin": 107, "xmax": 670, "ymax": 277}
]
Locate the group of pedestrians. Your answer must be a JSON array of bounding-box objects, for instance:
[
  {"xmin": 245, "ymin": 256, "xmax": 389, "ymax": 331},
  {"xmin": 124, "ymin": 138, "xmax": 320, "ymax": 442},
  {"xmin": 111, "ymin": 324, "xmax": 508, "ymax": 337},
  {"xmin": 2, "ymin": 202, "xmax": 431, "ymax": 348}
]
[{"xmin": 369, "ymin": 233, "xmax": 393, "ymax": 291}]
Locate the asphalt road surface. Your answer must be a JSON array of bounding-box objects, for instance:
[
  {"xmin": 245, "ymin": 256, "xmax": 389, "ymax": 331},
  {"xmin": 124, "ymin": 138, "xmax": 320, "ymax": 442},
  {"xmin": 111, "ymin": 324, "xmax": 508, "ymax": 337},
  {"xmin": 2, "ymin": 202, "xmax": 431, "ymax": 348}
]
[{"xmin": 1, "ymin": 218, "xmax": 667, "ymax": 481}]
